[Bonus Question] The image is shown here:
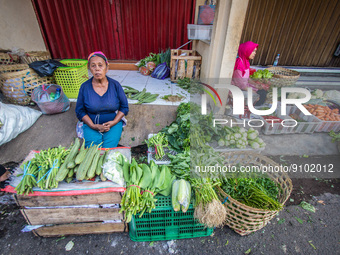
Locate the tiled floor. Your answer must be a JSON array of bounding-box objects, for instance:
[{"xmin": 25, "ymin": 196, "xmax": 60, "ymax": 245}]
[{"xmin": 85, "ymin": 70, "xmax": 189, "ymax": 106}]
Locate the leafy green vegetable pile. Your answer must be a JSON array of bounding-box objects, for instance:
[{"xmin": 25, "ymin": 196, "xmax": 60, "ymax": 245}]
[
  {"xmin": 220, "ymin": 174, "xmax": 282, "ymax": 210},
  {"xmin": 175, "ymin": 78, "xmax": 203, "ymax": 94},
  {"xmin": 250, "ymin": 69, "xmax": 273, "ymax": 79},
  {"xmin": 120, "ymin": 159, "xmax": 174, "ymax": 222}
]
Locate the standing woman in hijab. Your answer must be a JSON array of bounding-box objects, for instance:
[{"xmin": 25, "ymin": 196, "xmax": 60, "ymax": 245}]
[
  {"xmin": 232, "ymin": 41, "xmax": 267, "ymax": 106},
  {"xmin": 75, "ymin": 51, "xmax": 129, "ymax": 148}
]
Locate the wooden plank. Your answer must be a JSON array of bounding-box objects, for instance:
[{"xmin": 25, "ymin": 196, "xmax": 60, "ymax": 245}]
[
  {"xmin": 23, "ymin": 208, "xmax": 123, "ymax": 225},
  {"xmin": 16, "ymin": 192, "xmax": 122, "ymax": 207},
  {"xmin": 257, "ymin": 0, "xmax": 278, "ymax": 65},
  {"xmin": 186, "ymin": 60, "xmax": 194, "ymax": 78},
  {"xmin": 300, "ymin": 0, "xmax": 330, "ymax": 65},
  {"xmin": 279, "ymin": 0, "xmax": 302, "ymax": 65},
  {"xmin": 170, "ymin": 56, "xmax": 202, "ymax": 61},
  {"xmin": 170, "ymin": 59, "xmax": 176, "ymax": 81},
  {"xmin": 108, "ymin": 63, "xmax": 138, "ymax": 71},
  {"xmin": 292, "ymin": 0, "xmax": 321, "ymax": 65},
  {"xmin": 194, "ymin": 61, "xmax": 201, "ymax": 79},
  {"xmin": 20, "ymin": 209, "xmax": 33, "ymax": 225},
  {"xmin": 177, "ymin": 60, "xmax": 186, "ymax": 79},
  {"xmin": 316, "ymin": 2, "xmax": 340, "ymax": 66},
  {"xmin": 33, "ymin": 222, "xmax": 127, "ymax": 237}
]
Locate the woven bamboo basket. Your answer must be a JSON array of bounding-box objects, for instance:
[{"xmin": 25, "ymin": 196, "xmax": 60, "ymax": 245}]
[
  {"xmin": 0, "ymin": 53, "xmax": 20, "ymax": 65},
  {"xmin": 0, "ymin": 64, "xmax": 29, "ymax": 76},
  {"xmin": 216, "ymin": 151, "xmax": 292, "ymax": 236},
  {"xmin": 266, "ymin": 67, "xmax": 300, "ymax": 87},
  {"xmin": 0, "ymin": 68, "xmax": 55, "ymax": 105},
  {"xmin": 21, "ymin": 51, "xmax": 51, "ymax": 64}
]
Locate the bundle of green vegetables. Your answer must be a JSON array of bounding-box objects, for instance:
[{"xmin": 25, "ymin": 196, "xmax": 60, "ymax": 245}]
[
  {"xmin": 250, "ymin": 69, "xmax": 273, "ymax": 79},
  {"xmin": 145, "ymin": 132, "xmax": 168, "ymax": 160},
  {"xmin": 137, "ymin": 52, "xmax": 160, "ymax": 68},
  {"xmin": 172, "ymin": 179, "xmax": 191, "ymax": 213},
  {"xmin": 161, "ymin": 102, "xmax": 191, "ymax": 152},
  {"xmin": 15, "ymin": 145, "xmax": 70, "ymax": 194},
  {"xmin": 120, "ymin": 159, "xmax": 174, "ymax": 222},
  {"xmin": 220, "ymin": 174, "xmax": 282, "ymax": 211},
  {"xmin": 191, "ymin": 177, "xmax": 226, "ymax": 228},
  {"xmin": 123, "ymin": 86, "xmax": 159, "ymax": 104},
  {"xmin": 35, "ymin": 146, "xmax": 70, "ymax": 189},
  {"xmin": 219, "ymin": 127, "xmax": 265, "ymax": 150},
  {"xmin": 329, "ymin": 130, "xmax": 340, "ymax": 142}
]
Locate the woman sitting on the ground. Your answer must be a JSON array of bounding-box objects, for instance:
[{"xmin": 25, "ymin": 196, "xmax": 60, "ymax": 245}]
[{"xmin": 75, "ymin": 51, "xmax": 129, "ymax": 148}]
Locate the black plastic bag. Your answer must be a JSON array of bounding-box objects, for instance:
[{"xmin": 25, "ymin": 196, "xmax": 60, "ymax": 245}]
[
  {"xmin": 29, "ymin": 59, "xmax": 67, "ymax": 77},
  {"xmin": 151, "ymin": 62, "xmax": 170, "ymax": 80}
]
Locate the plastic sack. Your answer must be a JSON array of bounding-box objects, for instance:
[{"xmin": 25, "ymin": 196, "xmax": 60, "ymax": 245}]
[
  {"xmin": 76, "ymin": 121, "xmax": 84, "ymax": 139},
  {"xmin": 0, "ymin": 102, "xmax": 42, "ymax": 146},
  {"xmin": 172, "ymin": 179, "xmax": 191, "ymax": 213},
  {"xmin": 29, "ymin": 59, "xmax": 67, "ymax": 77},
  {"xmin": 323, "ymin": 90, "xmax": 340, "ymax": 104},
  {"xmin": 151, "ymin": 63, "xmax": 170, "ymax": 79},
  {"xmin": 31, "ymin": 84, "xmax": 70, "ymax": 114},
  {"xmin": 102, "ymin": 150, "xmax": 128, "ymax": 186}
]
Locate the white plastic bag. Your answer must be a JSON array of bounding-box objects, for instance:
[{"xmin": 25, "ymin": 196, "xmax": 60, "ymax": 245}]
[{"xmin": 0, "ymin": 102, "xmax": 42, "ymax": 146}]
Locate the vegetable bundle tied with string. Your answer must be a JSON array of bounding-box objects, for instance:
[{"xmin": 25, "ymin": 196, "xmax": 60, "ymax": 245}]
[
  {"xmin": 15, "ymin": 146, "xmax": 70, "ymax": 194},
  {"xmin": 120, "ymin": 159, "xmax": 174, "ymax": 223},
  {"xmin": 191, "ymin": 178, "xmax": 226, "ymax": 229},
  {"xmin": 145, "ymin": 133, "xmax": 168, "ymax": 160}
]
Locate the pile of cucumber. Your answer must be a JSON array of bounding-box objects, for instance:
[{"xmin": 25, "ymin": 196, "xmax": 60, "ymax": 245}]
[
  {"xmin": 55, "ymin": 138, "xmax": 107, "ymax": 183},
  {"xmin": 123, "ymin": 86, "xmax": 159, "ymax": 104}
]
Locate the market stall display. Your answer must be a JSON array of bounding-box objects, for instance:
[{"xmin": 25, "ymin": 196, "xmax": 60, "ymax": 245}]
[{"xmin": 4, "ymin": 146, "xmax": 130, "ymax": 237}]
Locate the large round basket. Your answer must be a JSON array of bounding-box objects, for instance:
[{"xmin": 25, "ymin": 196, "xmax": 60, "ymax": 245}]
[
  {"xmin": 0, "ymin": 53, "xmax": 20, "ymax": 65},
  {"xmin": 0, "ymin": 68, "xmax": 55, "ymax": 105},
  {"xmin": 20, "ymin": 51, "xmax": 51, "ymax": 64},
  {"xmin": 266, "ymin": 67, "xmax": 300, "ymax": 87},
  {"xmin": 216, "ymin": 151, "xmax": 293, "ymax": 236}
]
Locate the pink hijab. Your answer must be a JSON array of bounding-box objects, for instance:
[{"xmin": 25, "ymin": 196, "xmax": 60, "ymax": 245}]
[{"xmin": 234, "ymin": 41, "xmax": 258, "ymax": 75}]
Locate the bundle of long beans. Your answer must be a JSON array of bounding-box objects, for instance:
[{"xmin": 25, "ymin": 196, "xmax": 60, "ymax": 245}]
[
  {"xmin": 15, "ymin": 146, "xmax": 69, "ymax": 195},
  {"xmin": 145, "ymin": 133, "xmax": 168, "ymax": 159},
  {"xmin": 15, "ymin": 161, "xmax": 39, "ymax": 195}
]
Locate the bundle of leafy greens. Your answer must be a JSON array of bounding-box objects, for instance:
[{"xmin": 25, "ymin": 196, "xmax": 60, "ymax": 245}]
[
  {"xmin": 161, "ymin": 102, "xmax": 191, "ymax": 152},
  {"xmin": 250, "ymin": 69, "xmax": 273, "ymax": 79}
]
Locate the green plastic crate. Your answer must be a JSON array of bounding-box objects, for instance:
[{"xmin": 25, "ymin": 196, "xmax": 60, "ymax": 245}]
[
  {"xmin": 129, "ymin": 196, "xmax": 213, "ymax": 242},
  {"xmin": 54, "ymin": 59, "xmax": 88, "ymax": 99}
]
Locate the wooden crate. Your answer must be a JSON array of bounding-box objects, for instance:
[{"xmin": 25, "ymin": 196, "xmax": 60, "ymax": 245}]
[
  {"xmin": 14, "ymin": 192, "xmax": 127, "ymax": 237},
  {"xmin": 170, "ymin": 49, "xmax": 201, "ymax": 81}
]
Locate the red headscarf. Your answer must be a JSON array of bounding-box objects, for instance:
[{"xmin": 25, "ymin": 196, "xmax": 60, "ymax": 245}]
[{"xmin": 234, "ymin": 41, "xmax": 258, "ymax": 75}]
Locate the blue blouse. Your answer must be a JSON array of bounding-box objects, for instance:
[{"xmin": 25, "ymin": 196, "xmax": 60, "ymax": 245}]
[{"xmin": 75, "ymin": 76, "xmax": 129, "ymax": 125}]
